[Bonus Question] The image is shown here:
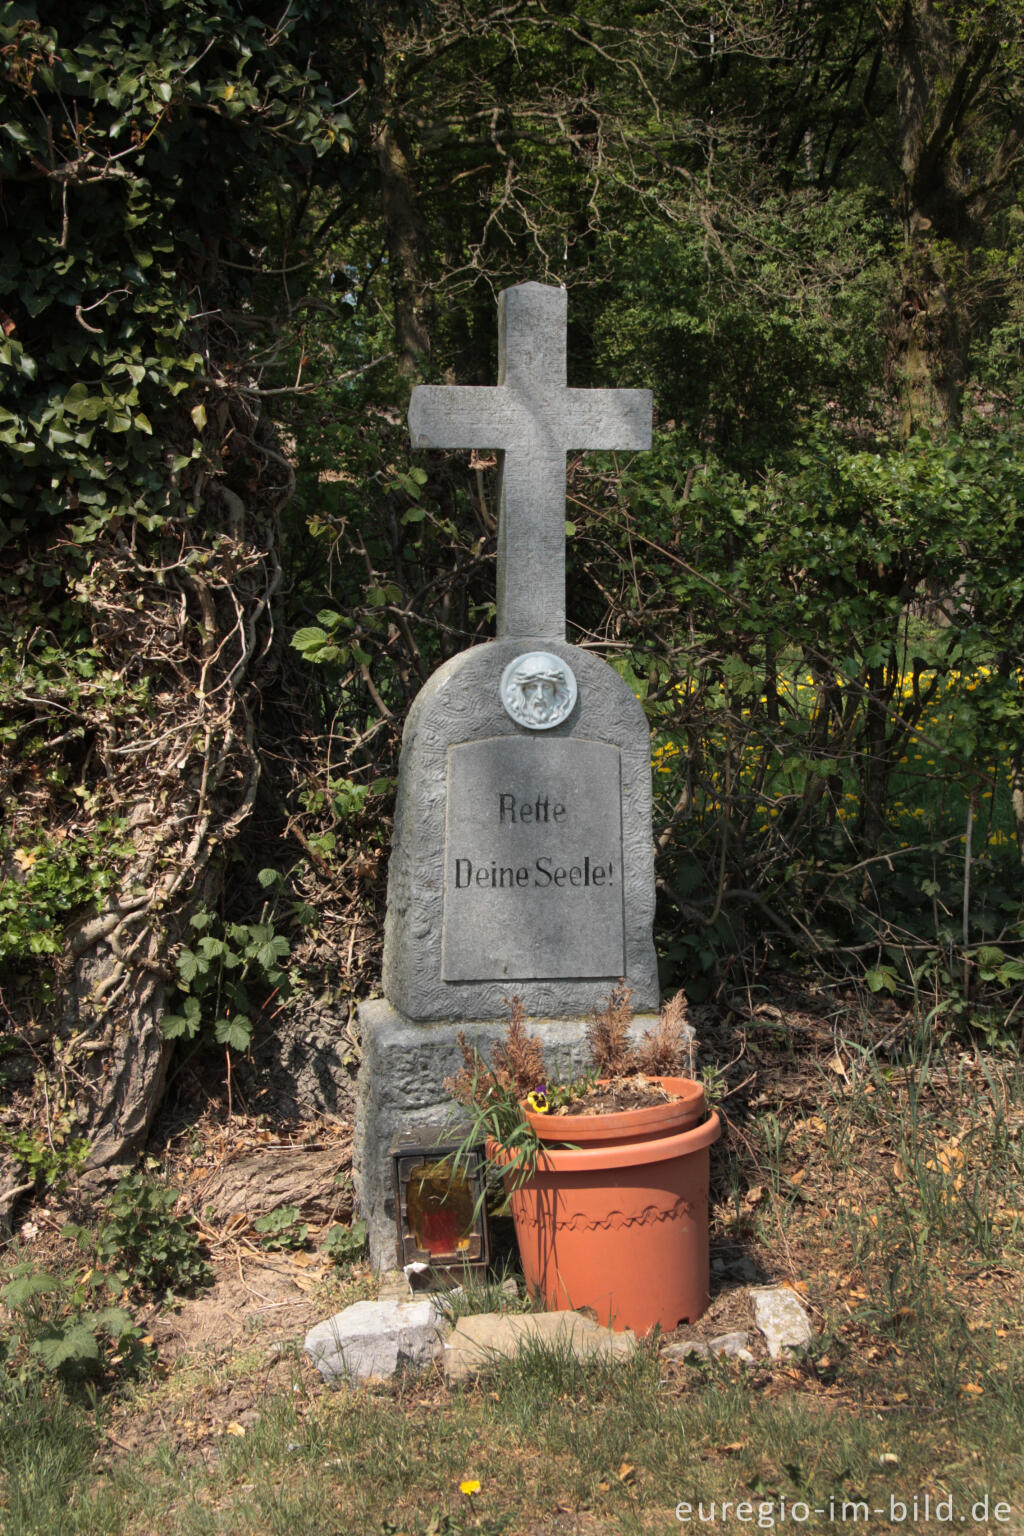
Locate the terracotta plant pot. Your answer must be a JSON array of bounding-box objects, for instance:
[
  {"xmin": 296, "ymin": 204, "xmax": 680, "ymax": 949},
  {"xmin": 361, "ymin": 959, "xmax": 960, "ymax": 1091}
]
[
  {"xmin": 490, "ymin": 1107, "xmax": 721, "ymax": 1336},
  {"xmin": 523, "ymin": 1075, "xmax": 705, "ymax": 1147}
]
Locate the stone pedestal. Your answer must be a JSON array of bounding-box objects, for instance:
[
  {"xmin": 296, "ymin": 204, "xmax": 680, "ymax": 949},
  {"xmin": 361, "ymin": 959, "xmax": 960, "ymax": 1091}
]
[{"xmin": 352, "ymin": 998, "xmax": 659, "ymax": 1270}]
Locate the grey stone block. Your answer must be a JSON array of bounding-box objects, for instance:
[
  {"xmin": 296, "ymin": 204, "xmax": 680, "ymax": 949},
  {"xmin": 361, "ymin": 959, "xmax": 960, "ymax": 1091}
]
[
  {"xmin": 304, "ymin": 1298, "xmax": 448, "ymax": 1385},
  {"xmin": 352, "ymin": 998, "xmax": 659, "ymax": 1269}
]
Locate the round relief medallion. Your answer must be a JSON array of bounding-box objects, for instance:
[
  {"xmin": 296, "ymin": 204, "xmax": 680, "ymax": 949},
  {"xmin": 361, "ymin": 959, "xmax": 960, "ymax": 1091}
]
[{"xmin": 500, "ymin": 651, "xmax": 578, "ymax": 730}]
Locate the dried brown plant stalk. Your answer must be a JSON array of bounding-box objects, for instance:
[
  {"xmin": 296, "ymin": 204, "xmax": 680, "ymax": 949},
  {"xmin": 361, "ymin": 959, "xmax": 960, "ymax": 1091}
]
[
  {"xmin": 443, "ymin": 1031, "xmax": 496, "ymax": 1109},
  {"xmin": 635, "ymin": 990, "xmax": 692, "ymax": 1076},
  {"xmin": 490, "ymin": 996, "xmax": 546, "ymax": 1099},
  {"xmin": 586, "ymin": 981, "xmax": 635, "ymax": 1076},
  {"xmin": 444, "ymin": 998, "xmax": 546, "ymax": 1108},
  {"xmin": 445, "ymin": 988, "xmax": 696, "ymax": 1117}
]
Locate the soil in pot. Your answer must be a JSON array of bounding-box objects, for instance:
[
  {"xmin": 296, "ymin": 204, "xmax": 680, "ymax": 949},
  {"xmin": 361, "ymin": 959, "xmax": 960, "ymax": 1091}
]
[
  {"xmin": 559, "ymin": 1075, "xmax": 685, "ymax": 1115},
  {"xmin": 525, "ymin": 1074, "xmax": 705, "ymax": 1147}
]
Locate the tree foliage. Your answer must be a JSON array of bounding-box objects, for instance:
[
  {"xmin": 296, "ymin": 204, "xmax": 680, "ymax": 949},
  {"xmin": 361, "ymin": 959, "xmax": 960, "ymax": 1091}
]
[{"xmin": 283, "ymin": 0, "xmax": 1024, "ymax": 1010}]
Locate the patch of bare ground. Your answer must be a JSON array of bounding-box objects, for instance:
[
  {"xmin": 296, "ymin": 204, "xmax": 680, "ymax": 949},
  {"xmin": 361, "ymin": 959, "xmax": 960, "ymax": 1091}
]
[
  {"xmin": 101, "ymin": 1260, "xmax": 330, "ymax": 1465},
  {"xmin": 98, "ymin": 1234, "xmax": 385, "ymax": 1467},
  {"xmin": 112, "ymin": 1101, "xmax": 381, "ymax": 1462},
  {"xmin": 6, "ymin": 1095, "xmax": 375, "ymax": 1467}
]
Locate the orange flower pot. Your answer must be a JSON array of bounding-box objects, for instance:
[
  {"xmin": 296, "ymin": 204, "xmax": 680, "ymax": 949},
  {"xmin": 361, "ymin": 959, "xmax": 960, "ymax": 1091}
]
[
  {"xmin": 523, "ymin": 1075, "xmax": 705, "ymax": 1147},
  {"xmin": 490, "ymin": 1107, "xmax": 721, "ymax": 1336}
]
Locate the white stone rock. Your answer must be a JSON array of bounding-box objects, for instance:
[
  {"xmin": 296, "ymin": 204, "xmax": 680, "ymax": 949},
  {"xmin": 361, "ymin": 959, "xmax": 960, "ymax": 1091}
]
[
  {"xmin": 304, "ymin": 1298, "xmax": 448, "ymax": 1385},
  {"xmin": 662, "ymin": 1331, "xmax": 755, "ymax": 1365},
  {"xmin": 661, "ymin": 1338, "xmax": 710, "ymax": 1363},
  {"xmin": 709, "ymin": 1331, "xmax": 754, "ymax": 1361},
  {"xmin": 751, "ymin": 1286, "xmax": 813, "ymax": 1359}
]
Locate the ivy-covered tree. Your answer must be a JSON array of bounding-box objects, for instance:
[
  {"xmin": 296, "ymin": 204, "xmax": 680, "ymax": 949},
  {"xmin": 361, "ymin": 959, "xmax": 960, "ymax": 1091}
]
[{"xmin": 0, "ymin": 0, "xmax": 406, "ymax": 1209}]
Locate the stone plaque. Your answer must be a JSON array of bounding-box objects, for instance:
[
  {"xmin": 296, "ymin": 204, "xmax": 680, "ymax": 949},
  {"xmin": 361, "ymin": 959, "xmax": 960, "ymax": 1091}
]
[{"xmin": 442, "ymin": 736, "xmax": 625, "ymax": 982}]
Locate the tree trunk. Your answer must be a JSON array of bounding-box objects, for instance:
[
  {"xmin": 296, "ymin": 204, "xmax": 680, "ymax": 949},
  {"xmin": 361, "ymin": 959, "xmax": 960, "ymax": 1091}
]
[
  {"xmin": 890, "ymin": 1, "xmax": 987, "ymax": 439},
  {"xmin": 895, "ymin": 240, "xmax": 964, "ymax": 440},
  {"xmin": 375, "ymin": 119, "xmax": 430, "ymax": 375}
]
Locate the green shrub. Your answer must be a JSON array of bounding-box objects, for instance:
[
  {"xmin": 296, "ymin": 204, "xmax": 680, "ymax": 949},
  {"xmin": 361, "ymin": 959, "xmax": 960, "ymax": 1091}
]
[
  {"xmin": 0, "ymin": 1122, "xmax": 90, "ymax": 1193},
  {"xmin": 323, "ymin": 1218, "xmax": 367, "ymax": 1267},
  {"xmin": 0, "ymin": 823, "xmax": 132, "ymax": 965},
  {"xmin": 0, "ymin": 1264, "xmax": 144, "ymax": 1386},
  {"xmin": 253, "ymin": 1205, "xmax": 309, "ymax": 1252},
  {"xmin": 160, "ymin": 903, "xmax": 291, "ymax": 1054},
  {"xmin": 90, "ymin": 1172, "xmax": 211, "ymax": 1297}
]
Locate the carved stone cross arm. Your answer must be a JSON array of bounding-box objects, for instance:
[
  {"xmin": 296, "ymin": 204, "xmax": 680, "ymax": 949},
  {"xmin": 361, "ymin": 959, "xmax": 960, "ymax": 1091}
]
[{"xmin": 409, "ymin": 282, "xmax": 653, "ymax": 640}]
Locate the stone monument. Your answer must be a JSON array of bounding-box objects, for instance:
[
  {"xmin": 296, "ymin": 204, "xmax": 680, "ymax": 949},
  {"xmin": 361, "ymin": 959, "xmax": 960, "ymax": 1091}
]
[{"xmin": 354, "ymin": 282, "xmax": 659, "ymax": 1267}]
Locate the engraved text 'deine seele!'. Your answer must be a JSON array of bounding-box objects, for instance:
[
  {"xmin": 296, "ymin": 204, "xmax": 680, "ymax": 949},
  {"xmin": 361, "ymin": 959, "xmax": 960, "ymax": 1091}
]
[{"xmin": 452, "ymin": 788, "xmax": 615, "ymax": 892}]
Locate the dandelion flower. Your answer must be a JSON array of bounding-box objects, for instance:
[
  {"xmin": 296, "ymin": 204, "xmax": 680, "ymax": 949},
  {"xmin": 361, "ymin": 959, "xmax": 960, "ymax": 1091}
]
[{"xmin": 460, "ymin": 1480, "xmax": 482, "ymax": 1496}]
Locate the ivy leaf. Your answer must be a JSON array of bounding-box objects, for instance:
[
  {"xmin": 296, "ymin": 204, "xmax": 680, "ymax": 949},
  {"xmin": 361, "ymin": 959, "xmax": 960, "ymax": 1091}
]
[{"xmin": 64, "ymin": 389, "xmax": 107, "ymax": 422}]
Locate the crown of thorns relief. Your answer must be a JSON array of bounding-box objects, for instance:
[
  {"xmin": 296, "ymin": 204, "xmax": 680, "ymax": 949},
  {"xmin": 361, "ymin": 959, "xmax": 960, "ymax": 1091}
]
[{"xmin": 500, "ymin": 652, "xmax": 578, "ymax": 730}]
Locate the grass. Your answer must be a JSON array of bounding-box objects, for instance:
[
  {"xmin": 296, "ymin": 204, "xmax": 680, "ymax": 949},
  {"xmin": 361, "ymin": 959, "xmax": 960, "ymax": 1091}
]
[
  {"xmin": 428, "ymin": 1262, "xmax": 537, "ymax": 1326},
  {"xmin": 0, "ymin": 1381, "xmax": 105, "ymax": 1536},
  {"xmin": 3, "ymin": 1014, "xmax": 1023, "ymax": 1535}
]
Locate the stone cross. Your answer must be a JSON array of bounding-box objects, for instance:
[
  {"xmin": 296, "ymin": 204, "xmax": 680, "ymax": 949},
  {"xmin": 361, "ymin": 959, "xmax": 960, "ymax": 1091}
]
[{"xmin": 409, "ymin": 282, "xmax": 652, "ymax": 640}]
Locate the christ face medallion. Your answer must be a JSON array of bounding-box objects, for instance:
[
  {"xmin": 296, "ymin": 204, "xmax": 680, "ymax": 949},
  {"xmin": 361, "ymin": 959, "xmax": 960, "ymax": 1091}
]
[{"xmin": 500, "ymin": 652, "xmax": 578, "ymax": 730}]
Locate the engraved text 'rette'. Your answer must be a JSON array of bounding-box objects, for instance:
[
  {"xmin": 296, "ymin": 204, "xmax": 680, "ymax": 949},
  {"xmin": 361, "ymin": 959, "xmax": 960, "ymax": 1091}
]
[{"xmin": 498, "ymin": 792, "xmax": 566, "ymax": 823}]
